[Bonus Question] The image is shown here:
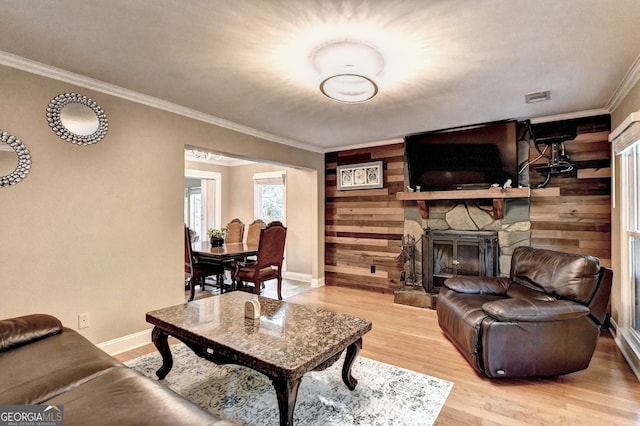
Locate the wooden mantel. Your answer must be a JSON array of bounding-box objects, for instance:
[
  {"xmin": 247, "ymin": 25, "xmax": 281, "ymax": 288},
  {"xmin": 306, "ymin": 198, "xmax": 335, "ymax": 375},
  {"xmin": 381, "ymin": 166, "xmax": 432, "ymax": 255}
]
[{"xmin": 396, "ymin": 187, "xmax": 531, "ymax": 219}]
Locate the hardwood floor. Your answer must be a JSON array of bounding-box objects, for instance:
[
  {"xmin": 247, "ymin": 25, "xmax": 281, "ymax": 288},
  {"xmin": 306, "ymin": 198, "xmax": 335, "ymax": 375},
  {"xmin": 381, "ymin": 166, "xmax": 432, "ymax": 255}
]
[{"xmin": 116, "ymin": 283, "xmax": 640, "ymax": 425}]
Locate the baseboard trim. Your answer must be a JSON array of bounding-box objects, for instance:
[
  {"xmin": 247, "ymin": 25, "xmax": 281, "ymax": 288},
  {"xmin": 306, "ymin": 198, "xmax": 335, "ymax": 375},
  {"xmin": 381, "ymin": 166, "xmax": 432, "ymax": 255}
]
[
  {"xmin": 282, "ymin": 271, "xmax": 312, "ymax": 283},
  {"xmin": 311, "ymin": 277, "xmax": 325, "ymax": 288},
  {"xmin": 97, "ymin": 328, "xmax": 152, "ymax": 356},
  {"xmin": 610, "ymin": 318, "xmax": 640, "ymax": 381},
  {"xmin": 282, "ymin": 272, "xmax": 325, "ymax": 288}
]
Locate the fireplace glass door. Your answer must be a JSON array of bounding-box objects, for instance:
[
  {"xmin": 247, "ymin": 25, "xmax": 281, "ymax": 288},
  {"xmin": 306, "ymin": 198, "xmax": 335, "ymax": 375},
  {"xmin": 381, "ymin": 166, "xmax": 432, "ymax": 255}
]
[{"xmin": 424, "ymin": 230, "xmax": 498, "ymax": 293}]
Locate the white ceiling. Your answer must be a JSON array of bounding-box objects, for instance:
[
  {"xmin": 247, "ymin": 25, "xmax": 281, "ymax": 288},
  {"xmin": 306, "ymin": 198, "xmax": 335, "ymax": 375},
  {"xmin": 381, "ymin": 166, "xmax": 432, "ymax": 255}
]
[{"xmin": 1, "ymin": 0, "xmax": 640, "ymax": 152}]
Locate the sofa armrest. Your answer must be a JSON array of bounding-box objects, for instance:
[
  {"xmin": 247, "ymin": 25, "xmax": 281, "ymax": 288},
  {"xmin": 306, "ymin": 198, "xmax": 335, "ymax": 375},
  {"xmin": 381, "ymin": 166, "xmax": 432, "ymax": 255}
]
[
  {"xmin": 444, "ymin": 276, "xmax": 511, "ymax": 295},
  {"xmin": 482, "ymin": 298, "xmax": 590, "ymax": 322},
  {"xmin": 0, "ymin": 314, "xmax": 63, "ymax": 352}
]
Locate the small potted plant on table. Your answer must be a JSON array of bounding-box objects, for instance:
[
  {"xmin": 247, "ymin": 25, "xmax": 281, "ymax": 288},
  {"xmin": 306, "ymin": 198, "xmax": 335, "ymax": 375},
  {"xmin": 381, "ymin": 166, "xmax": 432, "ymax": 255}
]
[{"xmin": 207, "ymin": 228, "xmax": 226, "ymax": 247}]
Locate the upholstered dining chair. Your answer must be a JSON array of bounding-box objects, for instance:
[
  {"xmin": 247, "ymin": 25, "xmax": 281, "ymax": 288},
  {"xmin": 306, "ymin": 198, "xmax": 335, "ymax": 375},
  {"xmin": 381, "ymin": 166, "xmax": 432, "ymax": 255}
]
[
  {"xmin": 234, "ymin": 221, "xmax": 287, "ymax": 300},
  {"xmin": 246, "ymin": 219, "xmax": 266, "ymax": 247},
  {"xmin": 220, "ymin": 218, "xmax": 246, "ymax": 285},
  {"xmin": 242, "ymin": 219, "xmax": 267, "ymax": 265},
  {"xmin": 184, "ymin": 225, "xmax": 224, "ymax": 301},
  {"xmin": 225, "ymin": 218, "xmax": 245, "ymax": 243}
]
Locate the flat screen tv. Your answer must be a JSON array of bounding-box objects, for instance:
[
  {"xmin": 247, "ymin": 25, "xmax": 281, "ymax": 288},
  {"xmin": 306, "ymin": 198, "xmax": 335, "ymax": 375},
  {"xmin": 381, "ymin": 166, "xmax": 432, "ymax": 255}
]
[{"xmin": 405, "ymin": 120, "xmax": 518, "ymax": 191}]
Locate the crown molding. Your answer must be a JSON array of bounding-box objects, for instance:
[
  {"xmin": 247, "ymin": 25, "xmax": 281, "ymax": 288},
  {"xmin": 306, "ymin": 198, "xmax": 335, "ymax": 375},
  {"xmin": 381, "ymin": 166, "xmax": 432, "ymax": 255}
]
[
  {"xmin": 528, "ymin": 108, "xmax": 610, "ymax": 124},
  {"xmin": 0, "ymin": 51, "xmax": 323, "ymax": 153},
  {"xmin": 606, "ymin": 53, "xmax": 640, "ymax": 113},
  {"xmin": 328, "ymin": 136, "xmax": 405, "ymax": 152},
  {"xmin": 609, "ymin": 109, "xmax": 640, "ymax": 151}
]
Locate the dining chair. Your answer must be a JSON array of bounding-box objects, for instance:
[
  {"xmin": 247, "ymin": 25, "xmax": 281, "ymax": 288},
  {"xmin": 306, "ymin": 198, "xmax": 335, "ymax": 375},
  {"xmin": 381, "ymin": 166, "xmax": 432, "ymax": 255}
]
[
  {"xmin": 246, "ymin": 219, "xmax": 266, "ymax": 247},
  {"xmin": 243, "ymin": 219, "xmax": 267, "ymax": 265},
  {"xmin": 184, "ymin": 225, "xmax": 224, "ymax": 301},
  {"xmin": 225, "ymin": 218, "xmax": 245, "ymax": 243},
  {"xmin": 220, "ymin": 218, "xmax": 246, "ymax": 284},
  {"xmin": 234, "ymin": 221, "xmax": 287, "ymax": 300}
]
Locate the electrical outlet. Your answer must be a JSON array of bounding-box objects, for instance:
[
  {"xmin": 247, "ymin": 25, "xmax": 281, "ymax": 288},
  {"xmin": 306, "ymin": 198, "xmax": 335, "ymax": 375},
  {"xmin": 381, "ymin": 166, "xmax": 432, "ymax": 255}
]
[{"xmin": 78, "ymin": 313, "xmax": 90, "ymax": 329}]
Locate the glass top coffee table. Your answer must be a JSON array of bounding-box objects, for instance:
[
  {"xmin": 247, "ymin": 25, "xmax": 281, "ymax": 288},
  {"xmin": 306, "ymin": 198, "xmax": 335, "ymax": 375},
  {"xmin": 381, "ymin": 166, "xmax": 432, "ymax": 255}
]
[{"xmin": 146, "ymin": 292, "xmax": 372, "ymax": 426}]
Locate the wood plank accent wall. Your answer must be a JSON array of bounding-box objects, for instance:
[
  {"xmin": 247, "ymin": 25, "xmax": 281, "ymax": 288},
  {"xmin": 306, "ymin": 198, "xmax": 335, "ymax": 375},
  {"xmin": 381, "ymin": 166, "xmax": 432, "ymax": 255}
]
[
  {"xmin": 325, "ymin": 143, "xmax": 405, "ymax": 293},
  {"xmin": 325, "ymin": 116, "xmax": 612, "ymax": 293},
  {"xmin": 528, "ymin": 121, "xmax": 612, "ymax": 266}
]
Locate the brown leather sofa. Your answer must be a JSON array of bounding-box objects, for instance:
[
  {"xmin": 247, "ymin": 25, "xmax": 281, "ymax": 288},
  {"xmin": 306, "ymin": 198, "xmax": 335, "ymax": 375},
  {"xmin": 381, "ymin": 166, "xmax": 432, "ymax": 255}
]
[
  {"xmin": 437, "ymin": 246, "xmax": 613, "ymax": 378},
  {"xmin": 0, "ymin": 314, "xmax": 233, "ymax": 425}
]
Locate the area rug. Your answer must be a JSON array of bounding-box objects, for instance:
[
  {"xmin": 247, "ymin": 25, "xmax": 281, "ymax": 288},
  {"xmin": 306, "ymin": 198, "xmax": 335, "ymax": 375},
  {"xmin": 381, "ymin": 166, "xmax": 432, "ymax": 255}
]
[{"xmin": 126, "ymin": 343, "xmax": 453, "ymax": 425}]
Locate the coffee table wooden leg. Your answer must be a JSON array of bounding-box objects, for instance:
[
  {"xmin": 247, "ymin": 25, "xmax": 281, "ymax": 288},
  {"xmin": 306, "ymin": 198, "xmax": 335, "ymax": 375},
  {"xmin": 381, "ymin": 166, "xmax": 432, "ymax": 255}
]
[
  {"xmin": 342, "ymin": 338, "xmax": 362, "ymax": 390},
  {"xmin": 271, "ymin": 376, "xmax": 301, "ymax": 426},
  {"xmin": 151, "ymin": 326, "xmax": 173, "ymax": 379}
]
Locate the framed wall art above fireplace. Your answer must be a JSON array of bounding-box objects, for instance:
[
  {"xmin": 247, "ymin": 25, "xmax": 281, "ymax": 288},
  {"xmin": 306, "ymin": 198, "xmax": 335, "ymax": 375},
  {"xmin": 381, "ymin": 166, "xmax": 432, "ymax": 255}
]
[{"xmin": 337, "ymin": 160, "xmax": 383, "ymax": 190}]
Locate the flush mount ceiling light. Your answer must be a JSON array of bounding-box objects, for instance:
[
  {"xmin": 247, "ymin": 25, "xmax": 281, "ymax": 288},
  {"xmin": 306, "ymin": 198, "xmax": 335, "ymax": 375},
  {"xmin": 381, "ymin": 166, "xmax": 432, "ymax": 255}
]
[
  {"xmin": 320, "ymin": 74, "xmax": 378, "ymax": 103},
  {"xmin": 312, "ymin": 40, "xmax": 384, "ymax": 103}
]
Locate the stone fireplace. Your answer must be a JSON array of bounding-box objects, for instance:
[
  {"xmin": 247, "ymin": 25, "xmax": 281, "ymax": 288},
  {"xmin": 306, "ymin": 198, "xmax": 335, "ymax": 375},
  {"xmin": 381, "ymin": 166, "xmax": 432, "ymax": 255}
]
[{"xmin": 395, "ymin": 197, "xmax": 530, "ymax": 308}]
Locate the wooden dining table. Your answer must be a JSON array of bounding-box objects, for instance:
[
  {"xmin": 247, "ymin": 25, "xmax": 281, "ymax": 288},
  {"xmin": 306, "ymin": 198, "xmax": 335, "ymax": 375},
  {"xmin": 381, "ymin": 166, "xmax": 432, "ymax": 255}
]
[
  {"xmin": 190, "ymin": 241, "xmax": 259, "ymax": 295},
  {"xmin": 192, "ymin": 241, "xmax": 258, "ymax": 262}
]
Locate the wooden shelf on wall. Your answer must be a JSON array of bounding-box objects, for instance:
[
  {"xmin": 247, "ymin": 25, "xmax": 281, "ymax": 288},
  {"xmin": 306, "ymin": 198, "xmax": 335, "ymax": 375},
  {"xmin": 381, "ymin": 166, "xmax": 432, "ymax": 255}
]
[{"xmin": 396, "ymin": 187, "xmax": 531, "ymax": 219}]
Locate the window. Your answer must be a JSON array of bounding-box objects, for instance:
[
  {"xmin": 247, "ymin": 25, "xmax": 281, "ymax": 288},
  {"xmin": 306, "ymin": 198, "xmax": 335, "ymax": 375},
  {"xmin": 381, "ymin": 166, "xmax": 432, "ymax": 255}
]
[
  {"xmin": 621, "ymin": 143, "xmax": 640, "ymax": 334},
  {"xmin": 184, "ymin": 184, "xmax": 201, "ymax": 238},
  {"xmin": 184, "ymin": 170, "xmax": 222, "ymax": 241},
  {"xmin": 253, "ymin": 171, "xmax": 285, "ymax": 222},
  {"xmin": 612, "ymin": 116, "xmax": 640, "ymax": 379}
]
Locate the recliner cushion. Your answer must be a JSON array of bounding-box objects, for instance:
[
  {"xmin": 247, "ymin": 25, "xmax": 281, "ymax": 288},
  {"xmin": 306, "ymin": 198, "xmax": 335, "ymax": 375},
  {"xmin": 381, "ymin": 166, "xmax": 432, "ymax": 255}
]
[
  {"xmin": 506, "ymin": 282, "xmax": 556, "ymax": 301},
  {"xmin": 510, "ymin": 246, "xmax": 600, "ymax": 304},
  {"xmin": 444, "ymin": 276, "xmax": 511, "ymax": 295},
  {"xmin": 483, "ymin": 298, "xmax": 590, "ymax": 322}
]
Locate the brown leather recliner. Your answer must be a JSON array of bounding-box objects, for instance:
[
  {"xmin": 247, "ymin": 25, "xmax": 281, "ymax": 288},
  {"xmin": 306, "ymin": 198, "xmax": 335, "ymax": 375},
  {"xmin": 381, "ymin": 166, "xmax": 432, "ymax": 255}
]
[{"xmin": 436, "ymin": 246, "xmax": 613, "ymax": 378}]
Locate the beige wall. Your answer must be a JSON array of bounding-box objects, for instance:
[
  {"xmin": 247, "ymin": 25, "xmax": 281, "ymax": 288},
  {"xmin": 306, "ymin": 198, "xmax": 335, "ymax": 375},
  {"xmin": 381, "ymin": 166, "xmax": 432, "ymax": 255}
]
[{"xmin": 0, "ymin": 64, "xmax": 324, "ymax": 344}]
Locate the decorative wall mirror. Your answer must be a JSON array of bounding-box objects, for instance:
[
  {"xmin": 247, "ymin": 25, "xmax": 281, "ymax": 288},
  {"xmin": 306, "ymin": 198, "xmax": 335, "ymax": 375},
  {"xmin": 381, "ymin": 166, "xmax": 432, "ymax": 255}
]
[
  {"xmin": 0, "ymin": 130, "xmax": 31, "ymax": 187},
  {"xmin": 46, "ymin": 93, "xmax": 108, "ymax": 145}
]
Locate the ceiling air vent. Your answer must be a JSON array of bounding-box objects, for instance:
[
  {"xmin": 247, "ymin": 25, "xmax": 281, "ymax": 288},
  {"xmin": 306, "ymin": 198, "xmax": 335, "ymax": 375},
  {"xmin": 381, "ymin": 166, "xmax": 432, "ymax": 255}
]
[{"xmin": 524, "ymin": 90, "xmax": 551, "ymax": 104}]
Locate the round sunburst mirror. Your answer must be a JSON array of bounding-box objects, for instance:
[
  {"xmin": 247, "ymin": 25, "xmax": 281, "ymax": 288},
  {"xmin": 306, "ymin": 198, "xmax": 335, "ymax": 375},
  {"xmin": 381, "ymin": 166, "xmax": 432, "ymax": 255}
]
[
  {"xmin": 0, "ymin": 130, "xmax": 31, "ymax": 188},
  {"xmin": 46, "ymin": 93, "xmax": 108, "ymax": 145}
]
